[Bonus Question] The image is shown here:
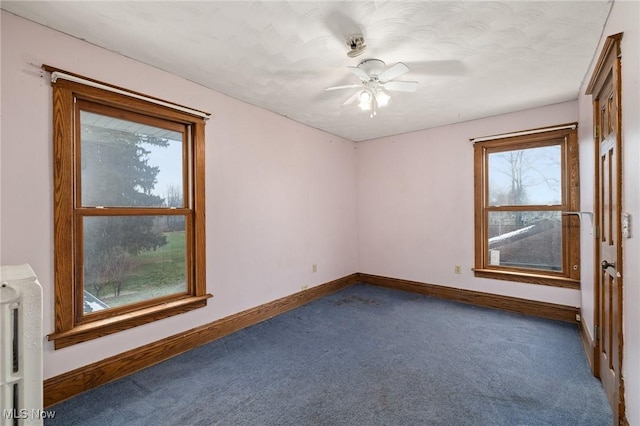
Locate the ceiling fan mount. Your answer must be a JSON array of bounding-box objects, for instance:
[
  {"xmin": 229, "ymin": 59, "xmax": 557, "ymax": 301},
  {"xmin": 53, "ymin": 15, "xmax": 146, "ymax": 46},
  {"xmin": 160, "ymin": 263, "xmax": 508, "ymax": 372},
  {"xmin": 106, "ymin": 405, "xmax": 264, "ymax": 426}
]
[{"xmin": 346, "ymin": 35, "xmax": 366, "ymax": 58}]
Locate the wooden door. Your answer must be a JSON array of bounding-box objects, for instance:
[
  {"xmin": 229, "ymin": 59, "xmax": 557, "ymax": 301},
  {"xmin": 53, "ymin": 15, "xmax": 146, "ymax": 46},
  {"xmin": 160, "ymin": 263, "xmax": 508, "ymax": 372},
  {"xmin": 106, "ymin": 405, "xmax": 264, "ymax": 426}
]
[
  {"xmin": 588, "ymin": 33, "xmax": 624, "ymax": 424},
  {"xmin": 598, "ymin": 86, "xmax": 621, "ymax": 416}
]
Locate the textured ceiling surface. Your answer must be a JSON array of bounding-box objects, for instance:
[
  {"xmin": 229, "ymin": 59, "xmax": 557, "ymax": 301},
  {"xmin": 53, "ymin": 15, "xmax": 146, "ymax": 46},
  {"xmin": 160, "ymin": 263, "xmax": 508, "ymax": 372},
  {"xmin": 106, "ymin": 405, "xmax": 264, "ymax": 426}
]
[{"xmin": 2, "ymin": 1, "xmax": 612, "ymax": 141}]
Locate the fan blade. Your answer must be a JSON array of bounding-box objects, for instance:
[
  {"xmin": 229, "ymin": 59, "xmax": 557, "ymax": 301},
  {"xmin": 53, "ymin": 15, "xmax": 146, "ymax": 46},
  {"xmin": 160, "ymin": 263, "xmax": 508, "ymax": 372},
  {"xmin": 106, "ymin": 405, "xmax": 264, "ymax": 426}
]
[
  {"xmin": 325, "ymin": 84, "xmax": 361, "ymax": 91},
  {"xmin": 407, "ymin": 60, "xmax": 466, "ymax": 76},
  {"xmin": 378, "ymin": 62, "xmax": 409, "ymax": 83},
  {"xmin": 342, "ymin": 91, "xmax": 360, "ymax": 105},
  {"xmin": 383, "ymin": 81, "xmax": 418, "ymax": 92},
  {"xmin": 324, "ymin": 11, "xmax": 365, "ymax": 48},
  {"xmin": 347, "ymin": 66, "xmax": 370, "ymax": 82}
]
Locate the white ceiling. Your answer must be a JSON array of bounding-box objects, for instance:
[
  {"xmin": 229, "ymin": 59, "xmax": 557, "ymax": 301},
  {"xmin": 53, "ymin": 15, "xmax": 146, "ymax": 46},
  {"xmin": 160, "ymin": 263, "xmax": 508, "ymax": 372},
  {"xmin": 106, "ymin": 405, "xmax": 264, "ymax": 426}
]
[{"xmin": 2, "ymin": 1, "xmax": 612, "ymax": 142}]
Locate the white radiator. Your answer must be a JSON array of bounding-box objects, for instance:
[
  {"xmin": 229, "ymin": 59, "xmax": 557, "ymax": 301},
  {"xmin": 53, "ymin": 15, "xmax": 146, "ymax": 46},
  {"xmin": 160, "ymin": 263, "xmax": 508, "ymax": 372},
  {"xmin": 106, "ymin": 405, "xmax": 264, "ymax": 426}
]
[{"xmin": 0, "ymin": 265, "xmax": 43, "ymax": 426}]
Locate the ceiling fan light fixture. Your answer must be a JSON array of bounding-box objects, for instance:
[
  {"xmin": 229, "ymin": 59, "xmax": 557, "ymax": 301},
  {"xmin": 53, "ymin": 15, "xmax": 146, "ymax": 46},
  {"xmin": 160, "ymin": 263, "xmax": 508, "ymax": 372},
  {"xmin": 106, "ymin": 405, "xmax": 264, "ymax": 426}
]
[
  {"xmin": 358, "ymin": 90, "xmax": 372, "ymax": 110},
  {"xmin": 358, "ymin": 90, "xmax": 371, "ymax": 103},
  {"xmin": 326, "ymin": 58, "xmax": 418, "ymax": 118},
  {"xmin": 375, "ymin": 90, "xmax": 390, "ymax": 107}
]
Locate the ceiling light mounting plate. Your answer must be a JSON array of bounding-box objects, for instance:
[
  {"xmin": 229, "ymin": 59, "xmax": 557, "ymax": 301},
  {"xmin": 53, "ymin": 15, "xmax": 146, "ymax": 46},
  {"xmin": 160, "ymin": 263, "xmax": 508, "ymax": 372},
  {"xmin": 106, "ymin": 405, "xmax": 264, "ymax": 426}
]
[{"xmin": 347, "ymin": 35, "xmax": 366, "ymax": 58}]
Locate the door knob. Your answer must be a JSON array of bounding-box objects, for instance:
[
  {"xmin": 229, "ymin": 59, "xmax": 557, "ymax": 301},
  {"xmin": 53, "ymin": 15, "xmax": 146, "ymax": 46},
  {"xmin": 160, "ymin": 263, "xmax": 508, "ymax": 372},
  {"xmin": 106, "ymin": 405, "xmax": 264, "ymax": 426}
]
[{"xmin": 601, "ymin": 260, "xmax": 616, "ymax": 270}]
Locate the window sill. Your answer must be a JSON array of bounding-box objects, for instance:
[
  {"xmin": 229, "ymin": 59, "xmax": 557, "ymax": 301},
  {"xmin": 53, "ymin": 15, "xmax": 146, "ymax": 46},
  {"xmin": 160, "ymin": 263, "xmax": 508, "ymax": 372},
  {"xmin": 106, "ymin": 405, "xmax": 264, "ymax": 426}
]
[
  {"xmin": 48, "ymin": 294, "xmax": 212, "ymax": 349},
  {"xmin": 473, "ymin": 269, "xmax": 580, "ymax": 289}
]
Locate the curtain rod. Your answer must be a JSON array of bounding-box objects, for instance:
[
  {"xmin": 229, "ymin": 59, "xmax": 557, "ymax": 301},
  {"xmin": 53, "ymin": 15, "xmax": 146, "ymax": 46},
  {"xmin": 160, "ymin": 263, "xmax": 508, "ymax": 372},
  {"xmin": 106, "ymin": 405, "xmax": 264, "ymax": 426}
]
[
  {"xmin": 470, "ymin": 124, "xmax": 576, "ymax": 143},
  {"xmin": 49, "ymin": 70, "xmax": 211, "ymax": 121}
]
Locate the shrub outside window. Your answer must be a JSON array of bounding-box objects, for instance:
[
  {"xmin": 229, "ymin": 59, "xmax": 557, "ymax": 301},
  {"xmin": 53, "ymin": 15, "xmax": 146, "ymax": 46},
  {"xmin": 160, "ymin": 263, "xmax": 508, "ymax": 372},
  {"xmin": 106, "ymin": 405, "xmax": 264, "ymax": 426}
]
[{"xmin": 47, "ymin": 69, "xmax": 211, "ymax": 348}]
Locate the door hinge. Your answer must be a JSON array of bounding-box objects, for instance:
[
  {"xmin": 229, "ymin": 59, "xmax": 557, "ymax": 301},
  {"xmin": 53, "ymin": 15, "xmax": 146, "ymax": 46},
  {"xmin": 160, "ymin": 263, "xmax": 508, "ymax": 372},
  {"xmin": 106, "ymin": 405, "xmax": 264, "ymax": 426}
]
[
  {"xmin": 594, "ymin": 125, "xmax": 600, "ymax": 139},
  {"xmin": 594, "ymin": 325, "xmax": 600, "ymax": 341},
  {"xmin": 595, "ymin": 225, "xmax": 600, "ymax": 239}
]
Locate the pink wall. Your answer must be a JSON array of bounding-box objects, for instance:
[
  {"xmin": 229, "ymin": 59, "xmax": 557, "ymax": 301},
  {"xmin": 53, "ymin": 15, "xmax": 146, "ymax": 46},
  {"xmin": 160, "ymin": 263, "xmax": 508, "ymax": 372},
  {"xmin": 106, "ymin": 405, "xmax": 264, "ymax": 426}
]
[
  {"xmin": 0, "ymin": 12, "xmax": 358, "ymax": 379},
  {"xmin": 357, "ymin": 101, "xmax": 580, "ymax": 306},
  {"xmin": 577, "ymin": 1, "xmax": 640, "ymax": 423},
  {"xmin": 2, "ymin": 5, "xmax": 638, "ymax": 417}
]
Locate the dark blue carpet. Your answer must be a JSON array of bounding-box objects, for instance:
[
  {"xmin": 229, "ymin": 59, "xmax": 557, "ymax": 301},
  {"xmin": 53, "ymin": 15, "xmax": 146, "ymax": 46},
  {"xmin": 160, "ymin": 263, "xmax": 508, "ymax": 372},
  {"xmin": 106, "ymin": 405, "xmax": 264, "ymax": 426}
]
[{"xmin": 46, "ymin": 284, "xmax": 612, "ymax": 425}]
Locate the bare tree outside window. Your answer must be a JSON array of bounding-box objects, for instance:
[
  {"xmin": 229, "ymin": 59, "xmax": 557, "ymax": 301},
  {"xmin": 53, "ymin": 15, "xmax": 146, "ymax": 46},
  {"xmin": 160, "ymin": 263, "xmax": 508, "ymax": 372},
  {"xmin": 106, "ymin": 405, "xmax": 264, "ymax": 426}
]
[
  {"xmin": 488, "ymin": 145, "xmax": 561, "ymax": 207},
  {"xmin": 164, "ymin": 185, "xmax": 185, "ymax": 232},
  {"xmin": 486, "ymin": 145, "xmax": 562, "ymax": 270},
  {"xmin": 474, "ymin": 127, "xmax": 579, "ymax": 287}
]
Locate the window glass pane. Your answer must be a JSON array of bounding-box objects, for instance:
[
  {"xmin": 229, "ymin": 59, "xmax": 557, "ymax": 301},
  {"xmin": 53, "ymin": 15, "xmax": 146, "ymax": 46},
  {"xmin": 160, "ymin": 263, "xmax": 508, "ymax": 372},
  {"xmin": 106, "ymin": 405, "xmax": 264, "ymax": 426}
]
[
  {"xmin": 488, "ymin": 145, "xmax": 561, "ymax": 206},
  {"xmin": 83, "ymin": 215, "xmax": 187, "ymax": 313},
  {"xmin": 487, "ymin": 211, "xmax": 562, "ymax": 271},
  {"xmin": 80, "ymin": 110, "xmax": 184, "ymax": 207}
]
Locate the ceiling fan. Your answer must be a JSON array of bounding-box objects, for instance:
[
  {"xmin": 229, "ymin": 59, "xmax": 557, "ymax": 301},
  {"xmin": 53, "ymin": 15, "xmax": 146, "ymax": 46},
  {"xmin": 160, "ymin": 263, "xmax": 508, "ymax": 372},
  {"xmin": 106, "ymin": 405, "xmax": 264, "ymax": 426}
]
[{"xmin": 326, "ymin": 58, "xmax": 418, "ymax": 118}]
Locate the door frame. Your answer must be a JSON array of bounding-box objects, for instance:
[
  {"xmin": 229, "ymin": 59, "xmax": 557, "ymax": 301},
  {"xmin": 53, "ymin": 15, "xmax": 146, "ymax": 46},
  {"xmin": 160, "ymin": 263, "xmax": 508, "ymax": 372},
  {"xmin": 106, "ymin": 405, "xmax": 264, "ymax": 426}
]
[{"xmin": 586, "ymin": 32, "xmax": 625, "ymax": 424}]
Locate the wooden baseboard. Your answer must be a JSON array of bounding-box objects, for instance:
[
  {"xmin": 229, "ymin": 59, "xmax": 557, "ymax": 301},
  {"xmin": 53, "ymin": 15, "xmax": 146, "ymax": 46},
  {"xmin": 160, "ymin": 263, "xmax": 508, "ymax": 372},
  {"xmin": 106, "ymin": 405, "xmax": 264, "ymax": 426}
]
[
  {"xmin": 44, "ymin": 273, "xmax": 358, "ymax": 407},
  {"xmin": 357, "ymin": 273, "xmax": 579, "ymax": 323},
  {"xmin": 45, "ymin": 272, "xmax": 581, "ymax": 407},
  {"xmin": 578, "ymin": 314, "xmax": 597, "ymax": 374}
]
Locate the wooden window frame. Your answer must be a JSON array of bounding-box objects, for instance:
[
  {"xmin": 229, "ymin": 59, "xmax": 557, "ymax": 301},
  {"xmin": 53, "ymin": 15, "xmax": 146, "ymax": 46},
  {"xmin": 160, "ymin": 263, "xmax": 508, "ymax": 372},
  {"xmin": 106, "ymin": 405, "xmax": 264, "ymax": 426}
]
[
  {"xmin": 47, "ymin": 70, "xmax": 211, "ymax": 349},
  {"xmin": 473, "ymin": 125, "xmax": 580, "ymax": 288}
]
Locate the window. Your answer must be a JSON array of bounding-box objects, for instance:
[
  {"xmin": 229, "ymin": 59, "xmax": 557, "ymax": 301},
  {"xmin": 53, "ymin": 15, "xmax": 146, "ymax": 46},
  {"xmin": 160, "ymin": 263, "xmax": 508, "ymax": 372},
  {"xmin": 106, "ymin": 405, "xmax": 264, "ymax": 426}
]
[
  {"xmin": 473, "ymin": 124, "xmax": 580, "ymax": 288},
  {"xmin": 47, "ymin": 68, "xmax": 211, "ymax": 349}
]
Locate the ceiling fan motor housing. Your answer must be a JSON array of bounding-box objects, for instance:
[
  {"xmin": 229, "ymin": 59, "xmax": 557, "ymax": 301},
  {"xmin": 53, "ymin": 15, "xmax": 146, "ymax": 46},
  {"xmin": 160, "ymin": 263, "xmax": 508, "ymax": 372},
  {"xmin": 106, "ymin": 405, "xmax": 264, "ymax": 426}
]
[{"xmin": 358, "ymin": 59, "xmax": 386, "ymax": 79}]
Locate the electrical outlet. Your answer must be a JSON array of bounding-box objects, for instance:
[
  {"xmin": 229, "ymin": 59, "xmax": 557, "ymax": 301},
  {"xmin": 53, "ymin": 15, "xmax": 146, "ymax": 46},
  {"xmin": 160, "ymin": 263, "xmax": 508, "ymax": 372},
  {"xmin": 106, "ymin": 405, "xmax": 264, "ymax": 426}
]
[
  {"xmin": 454, "ymin": 265, "xmax": 462, "ymax": 274},
  {"xmin": 312, "ymin": 264, "xmax": 317, "ymax": 273}
]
